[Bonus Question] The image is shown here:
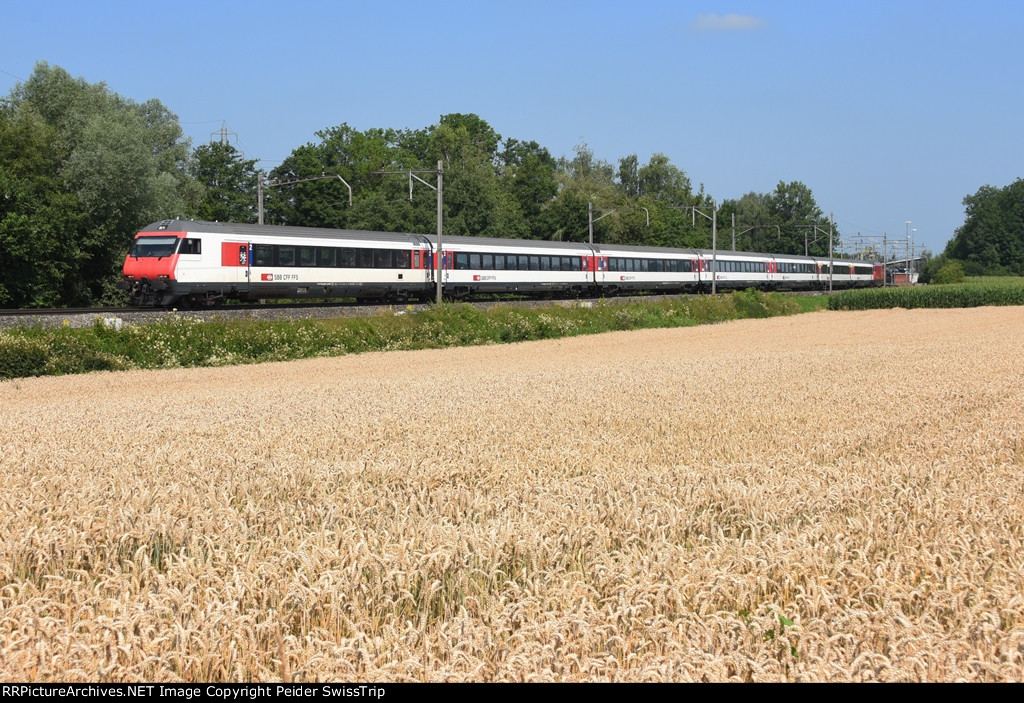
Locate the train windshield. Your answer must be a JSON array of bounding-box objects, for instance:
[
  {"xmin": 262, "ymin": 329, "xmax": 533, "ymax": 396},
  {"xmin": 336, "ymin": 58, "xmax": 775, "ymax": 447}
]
[{"xmin": 129, "ymin": 236, "xmax": 179, "ymax": 258}]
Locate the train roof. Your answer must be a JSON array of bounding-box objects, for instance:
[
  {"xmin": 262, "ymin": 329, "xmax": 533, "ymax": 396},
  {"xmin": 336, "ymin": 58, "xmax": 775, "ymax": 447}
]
[
  {"xmin": 420, "ymin": 234, "xmax": 592, "ymax": 251},
  {"xmin": 136, "ymin": 220, "xmax": 881, "ymax": 264},
  {"xmin": 138, "ymin": 220, "xmax": 430, "ymax": 246},
  {"xmin": 590, "ymin": 243, "xmax": 697, "ymax": 256}
]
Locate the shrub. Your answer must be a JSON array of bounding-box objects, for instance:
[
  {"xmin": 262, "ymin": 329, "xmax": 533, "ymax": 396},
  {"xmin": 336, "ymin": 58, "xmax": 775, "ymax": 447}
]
[{"xmin": 932, "ymin": 261, "xmax": 966, "ymax": 285}]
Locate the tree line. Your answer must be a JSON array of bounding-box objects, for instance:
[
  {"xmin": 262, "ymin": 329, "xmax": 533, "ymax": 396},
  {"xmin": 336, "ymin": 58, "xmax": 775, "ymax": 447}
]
[
  {"xmin": 919, "ymin": 178, "xmax": 1024, "ymax": 282},
  {"xmin": 18, "ymin": 62, "xmax": 1016, "ymax": 308}
]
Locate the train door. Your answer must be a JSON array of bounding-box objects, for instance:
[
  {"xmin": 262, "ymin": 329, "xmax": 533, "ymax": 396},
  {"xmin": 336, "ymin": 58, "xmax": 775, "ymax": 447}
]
[{"xmin": 221, "ymin": 242, "xmax": 251, "ymax": 291}]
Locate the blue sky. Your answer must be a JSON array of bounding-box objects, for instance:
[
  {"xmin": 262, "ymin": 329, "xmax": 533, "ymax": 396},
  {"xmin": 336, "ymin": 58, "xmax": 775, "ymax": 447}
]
[{"xmin": 3, "ymin": 0, "xmax": 1022, "ymax": 254}]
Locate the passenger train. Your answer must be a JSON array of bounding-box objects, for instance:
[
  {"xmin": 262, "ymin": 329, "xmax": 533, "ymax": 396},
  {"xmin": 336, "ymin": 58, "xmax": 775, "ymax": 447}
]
[{"xmin": 121, "ymin": 220, "xmax": 884, "ymax": 307}]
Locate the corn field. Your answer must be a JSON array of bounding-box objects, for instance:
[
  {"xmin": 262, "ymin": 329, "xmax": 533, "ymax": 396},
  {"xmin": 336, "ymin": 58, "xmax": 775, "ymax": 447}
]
[{"xmin": 1, "ymin": 307, "xmax": 1022, "ymax": 682}]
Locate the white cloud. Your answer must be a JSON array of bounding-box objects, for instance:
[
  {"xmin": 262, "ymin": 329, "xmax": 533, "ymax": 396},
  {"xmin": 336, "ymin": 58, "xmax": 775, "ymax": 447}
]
[{"xmin": 692, "ymin": 13, "xmax": 766, "ymax": 32}]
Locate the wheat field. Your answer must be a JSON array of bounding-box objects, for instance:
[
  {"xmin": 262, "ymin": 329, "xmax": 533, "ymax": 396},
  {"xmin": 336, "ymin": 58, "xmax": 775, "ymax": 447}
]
[{"xmin": 1, "ymin": 307, "xmax": 1022, "ymax": 682}]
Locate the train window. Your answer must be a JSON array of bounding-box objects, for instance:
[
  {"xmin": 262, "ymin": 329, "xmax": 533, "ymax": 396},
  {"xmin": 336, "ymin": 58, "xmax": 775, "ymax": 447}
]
[
  {"xmin": 178, "ymin": 238, "xmax": 202, "ymax": 255},
  {"xmin": 254, "ymin": 245, "xmax": 273, "ymax": 267},
  {"xmin": 413, "ymin": 251, "xmax": 421, "ymax": 268},
  {"xmin": 571, "ymin": 257, "xmax": 581, "ymax": 271},
  {"xmin": 518, "ymin": 255, "xmax": 528, "ymax": 270},
  {"xmin": 317, "ymin": 247, "xmax": 335, "ymax": 267},
  {"xmin": 529, "ymin": 256, "xmax": 539, "ymax": 271},
  {"xmin": 540, "ymin": 256, "xmax": 550, "ymax": 271},
  {"xmin": 374, "ymin": 250, "xmax": 393, "ymax": 268},
  {"xmin": 482, "ymin": 254, "xmax": 493, "ymax": 270},
  {"xmin": 358, "ymin": 249, "xmax": 374, "ymax": 268},
  {"xmin": 338, "ymin": 248, "xmax": 356, "ymax": 268},
  {"xmin": 494, "ymin": 255, "xmax": 505, "ymax": 270},
  {"xmin": 469, "ymin": 253, "xmax": 481, "ymax": 269},
  {"xmin": 639, "ymin": 260, "xmax": 648, "ymax": 272},
  {"xmin": 395, "ymin": 251, "xmax": 410, "ymax": 269},
  {"xmin": 130, "ymin": 236, "xmax": 178, "ymax": 257},
  {"xmin": 550, "ymin": 257, "xmax": 561, "ymax": 271},
  {"xmin": 299, "ymin": 247, "xmax": 316, "ymax": 266},
  {"xmin": 652, "ymin": 260, "xmax": 663, "ymax": 273},
  {"xmin": 278, "ymin": 246, "xmax": 296, "ymax": 267},
  {"xmin": 455, "ymin": 253, "xmax": 469, "ymax": 270}
]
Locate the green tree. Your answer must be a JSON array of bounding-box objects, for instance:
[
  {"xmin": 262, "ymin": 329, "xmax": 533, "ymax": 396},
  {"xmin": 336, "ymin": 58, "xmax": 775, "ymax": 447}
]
[
  {"xmin": 0, "ymin": 63, "xmax": 195, "ymax": 307},
  {"xmin": 423, "ymin": 114, "xmax": 526, "ymax": 239},
  {"xmin": 618, "ymin": 154, "xmax": 639, "ymax": 199},
  {"xmin": 767, "ymin": 180, "xmax": 837, "ymax": 256},
  {"xmin": 500, "ymin": 138, "xmax": 558, "ymax": 239},
  {"xmin": 190, "ymin": 142, "xmax": 258, "ymax": 222},
  {"xmin": 267, "ymin": 115, "xmax": 548, "ymax": 240},
  {"xmin": 719, "ymin": 192, "xmax": 778, "ymax": 252},
  {"xmin": 944, "ymin": 178, "xmax": 1024, "ymax": 275},
  {"xmin": 932, "ymin": 260, "xmax": 966, "ymax": 284},
  {"xmin": 638, "ymin": 154, "xmax": 691, "ymax": 205},
  {"xmin": 549, "ymin": 142, "xmax": 617, "ymax": 242}
]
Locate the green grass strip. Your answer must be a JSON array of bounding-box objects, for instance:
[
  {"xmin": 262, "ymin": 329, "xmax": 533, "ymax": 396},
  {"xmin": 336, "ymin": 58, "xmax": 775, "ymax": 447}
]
[{"xmin": 1, "ymin": 291, "xmax": 818, "ymax": 380}]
